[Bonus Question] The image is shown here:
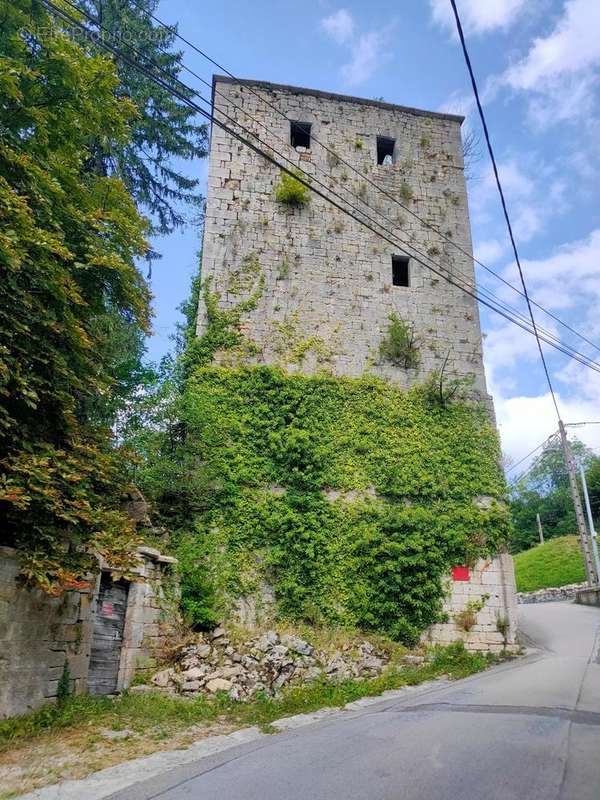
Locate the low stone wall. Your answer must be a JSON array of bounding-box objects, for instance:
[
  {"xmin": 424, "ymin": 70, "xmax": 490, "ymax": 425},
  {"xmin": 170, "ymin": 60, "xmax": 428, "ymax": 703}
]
[
  {"xmin": 424, "ymin": 554, "xmax": 518, "ymax": 652},
  {"xmin": 0, "ymin": 546, "xmax": 94, "ymax": 718},
  {"xmin": 0, "ymin": 545, "xmax": 178, "ymax": 719},
  {"xmin": 517, "ymin": 582, "xmax": 586, "ymax": 604},
  {"xmin": 575, "ymin": 586, "xmax": 600, "ymax": 607}
]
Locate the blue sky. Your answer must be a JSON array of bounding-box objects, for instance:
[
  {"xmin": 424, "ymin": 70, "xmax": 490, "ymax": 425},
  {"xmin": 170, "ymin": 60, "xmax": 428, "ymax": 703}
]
[{"xmin": 149, "ymin": 0, "xmax": 600, "ymax": 465}]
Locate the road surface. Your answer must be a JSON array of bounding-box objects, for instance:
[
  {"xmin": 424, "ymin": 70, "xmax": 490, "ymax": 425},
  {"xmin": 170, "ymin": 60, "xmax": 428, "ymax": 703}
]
[{"xmin": 114, "ymin": 602, "xmax": 600, "ymax": 800}]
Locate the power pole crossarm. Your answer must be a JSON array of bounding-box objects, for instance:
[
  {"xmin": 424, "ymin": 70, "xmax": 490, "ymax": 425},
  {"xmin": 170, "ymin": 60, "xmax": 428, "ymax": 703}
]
[{"xmin": 558, "ymin": 420, "xmax": 598, "ymax": 586}]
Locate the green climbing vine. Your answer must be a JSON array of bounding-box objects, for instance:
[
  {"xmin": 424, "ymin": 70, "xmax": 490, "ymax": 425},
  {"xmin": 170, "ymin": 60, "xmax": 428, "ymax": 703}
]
[{"xmin": 139, "ymin": 363, "xmax": 511, "ymax": 644}]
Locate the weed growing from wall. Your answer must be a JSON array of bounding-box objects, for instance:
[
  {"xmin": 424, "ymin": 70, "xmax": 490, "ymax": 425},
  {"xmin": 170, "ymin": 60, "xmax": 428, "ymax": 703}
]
[
  {"xmin": 275, "ymin": 170, "xmax": 310, "ymax": 207},
  {"xmin": 379, "ymin": 314, "xmax": 420, "ymax": 369}
]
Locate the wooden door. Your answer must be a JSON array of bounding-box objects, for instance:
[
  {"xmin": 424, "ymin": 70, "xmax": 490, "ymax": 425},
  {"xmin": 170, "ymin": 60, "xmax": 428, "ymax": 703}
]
[{"xmin": 88, "ymin": 575, "xmax": 128, "ymax": 695}]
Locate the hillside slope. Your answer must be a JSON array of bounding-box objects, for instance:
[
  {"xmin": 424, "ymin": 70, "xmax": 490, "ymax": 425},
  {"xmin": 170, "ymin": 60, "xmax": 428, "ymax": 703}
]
[{"xmin": 514, "ymin": 535, "xmax": 586, "ymax": 592}]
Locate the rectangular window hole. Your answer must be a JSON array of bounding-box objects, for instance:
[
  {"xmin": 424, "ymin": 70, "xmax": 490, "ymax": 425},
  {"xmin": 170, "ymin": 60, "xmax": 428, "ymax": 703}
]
[
  {"xmin": 290, "ymin": 120, "xmax": 311, "ymax": 150},
  {"xmin": 377, "ymin": 136, "xmax": 395, "ymax": 165},
  {"xmin": 392, "ymin": 255, "xmax": 410, "ymax": 287}
]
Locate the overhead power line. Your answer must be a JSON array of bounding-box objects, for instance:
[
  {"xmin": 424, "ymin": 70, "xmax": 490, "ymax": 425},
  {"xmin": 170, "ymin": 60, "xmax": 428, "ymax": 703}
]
[
  {"xmin": 449, "ymin": 0, "xmax": 561, "ymax": 419},
  {"xmin": 40, "ymin": 0, "xmax": 600, "ymax": 377},
  {"xmin": 56, "ymin": 0, "xmax": 594, "ymax": 363},
  {"xmin": 119, "ymin": 0, "xmax": 600, "ymax": 359},
  {"xmin": 506, "ymin": 432, "xmax": 558, "ymax": 477}
]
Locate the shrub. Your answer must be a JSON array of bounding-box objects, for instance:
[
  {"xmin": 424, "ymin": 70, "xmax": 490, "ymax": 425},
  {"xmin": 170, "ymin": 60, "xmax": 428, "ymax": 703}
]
[
  {"xmin": 378, "ymin": 314, "xmax": 420, "ymax": 368},
  {"xmin": 275, "ymin": 170, "xmax": 310, "ymax": 207}
]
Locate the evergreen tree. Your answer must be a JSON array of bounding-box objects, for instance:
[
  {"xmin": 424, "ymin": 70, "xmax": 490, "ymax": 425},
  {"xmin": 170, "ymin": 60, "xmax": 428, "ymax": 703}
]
[{"xmin": 74, "ymin": 0, "xmax": 208, "ymax": 235}]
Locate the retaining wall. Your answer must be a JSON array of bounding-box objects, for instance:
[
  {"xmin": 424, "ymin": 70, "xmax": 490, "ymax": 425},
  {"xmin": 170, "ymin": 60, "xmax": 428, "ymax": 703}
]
[{"xmin": 424, "ymin": 554, "xmax": 518, "ymax": 652}]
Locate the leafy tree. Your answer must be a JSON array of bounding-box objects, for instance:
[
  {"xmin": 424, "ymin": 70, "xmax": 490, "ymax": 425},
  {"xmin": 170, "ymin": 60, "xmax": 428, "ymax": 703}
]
[
  {"xmin": 0, "ymin": 0, "xmax": 151, "ymax": 591},
  {"xmin": 73, "ymin": 0, "xmax": 208, "ymax": 235},
  {"xmin": 509, "ymin": 437, "xmax": 594, "ymax": 552}
]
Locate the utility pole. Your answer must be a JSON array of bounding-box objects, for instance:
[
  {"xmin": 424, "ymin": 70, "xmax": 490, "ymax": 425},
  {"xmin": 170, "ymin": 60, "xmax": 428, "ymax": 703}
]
[
  {"xmin": 558, "ymin": 420, "xmax": 598, "ymax": 586},
  {"xmin": 536, "ymin": 513, "xmax": 544, "ymax": 545},
  {"xmin": 579, "ymin": 464, "xmax": 600, "ymax": 584}
]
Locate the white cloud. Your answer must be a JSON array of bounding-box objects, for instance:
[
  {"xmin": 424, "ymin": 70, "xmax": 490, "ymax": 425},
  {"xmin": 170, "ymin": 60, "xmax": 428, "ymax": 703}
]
[
  {"xmin": 320, "ymin": 8, "xmax": 355, "ymax": 45},
  {"xmin": 475, "ymin": 238, "xmax": 505, "ymax": 264},
  {"xmin": 341, "ymin": 30, "xmax": 390, "ymax": 86},
  {"xmin": 495, "ymin": 391, "xmax": 600, "ymax": 470},
  {"xmin": 470, "ymin": 159, "xmax": 566, "ymax": 244},
  {"xmin": 319, "ymin": 8, "xmax": 392, "ymax": 86},
  {"xmin": 430, "ymin": 0, "xmax": 528, "ymax": 36},
  {"xmin": 502, "ymin": 0, "xmax": 600, "ymax": 125}
]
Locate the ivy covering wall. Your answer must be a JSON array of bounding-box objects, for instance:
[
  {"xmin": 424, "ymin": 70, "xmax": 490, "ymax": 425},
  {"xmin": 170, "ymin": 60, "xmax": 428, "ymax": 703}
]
[{"xmin": 146, "ymin": 364, "xmax": 510, "ymax": 645}]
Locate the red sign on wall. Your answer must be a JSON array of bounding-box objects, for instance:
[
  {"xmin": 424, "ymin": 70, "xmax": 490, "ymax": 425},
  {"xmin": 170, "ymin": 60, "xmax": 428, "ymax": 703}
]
[{"xmin": 452, "ymin": 565, "xmax": 470, "ymax": 582}]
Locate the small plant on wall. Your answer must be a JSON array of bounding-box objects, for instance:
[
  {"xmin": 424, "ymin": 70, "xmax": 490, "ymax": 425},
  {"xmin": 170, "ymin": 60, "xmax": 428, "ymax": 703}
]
[
  {"xmin": 275, "ymin": 169, "xmax": 310, "ymax": 207},
  {"xmin": 379, "ymin": 313, "xmax": 419, "ymax": 368},
  {"xmin": 454, "ymin": 594, "xmax": 489, "ymax": 632}
]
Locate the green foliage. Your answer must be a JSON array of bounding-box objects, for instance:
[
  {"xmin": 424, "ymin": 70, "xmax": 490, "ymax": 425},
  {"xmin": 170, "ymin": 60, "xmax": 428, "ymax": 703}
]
[
  {"xmin": 508, "ymin": 438, "xmax": 595, "ymax": 552},
  {"xmin": 0, "ymin": 1, "xmax": 149, "ymax": 591},
  {"xmin": 134, "ymin": 366, "xmax": 510, "ymax": 644},
  {"xmin": 72, "ymin": 0, "xmax": 208, "ymax": 235},
  {"xmin": 454, "ymin": 594, "xmax": 489, "ymax": 632},
  {"xmin": 275, "ymin": 170, "xmax": 311, "ymax": 207},
  {"xmin": 378, "ymin": 314, "xmax": 420, "ymax": 369},
  {"xmin": 174, "ymin": 534, "xmax": 221, "ymax": 629},
  {"xmin": 513, "ymin": 535, "xmax": 585, "ymax": 592},
  {"xmin": 56, "ymin": 661, "xmax": 72, "ymax": 706}
]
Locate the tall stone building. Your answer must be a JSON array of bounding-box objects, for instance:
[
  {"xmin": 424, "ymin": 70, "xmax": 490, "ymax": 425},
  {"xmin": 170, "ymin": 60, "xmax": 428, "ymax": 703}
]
[
  {"xmin": 195, "ymin": 77, "xmax": 517, "ymax": 652},
  {"xmin": 198, "ymin": 76, "xmax": 488, "ymax": 398}
]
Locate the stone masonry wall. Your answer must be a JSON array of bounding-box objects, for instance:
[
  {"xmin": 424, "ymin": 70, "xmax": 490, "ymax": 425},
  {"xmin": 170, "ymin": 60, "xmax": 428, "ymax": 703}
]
[
  {"xmin": 198, "ymin": 77, "xmax": 488, "ymax": 396},
  {"xmin": 424, "ymin": 554, "xmax": 518, "ymax": 653},
  {"xmin": 0, "ymin": 546, "xmax": 93, "ymax": 718},
  {"xmin": 0, "ymin": 546, "xmax": 178, "ymax": 718}
]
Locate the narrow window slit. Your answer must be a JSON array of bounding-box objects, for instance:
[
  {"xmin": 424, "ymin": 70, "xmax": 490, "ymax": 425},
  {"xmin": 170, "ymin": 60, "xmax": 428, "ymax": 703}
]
[
  {"xmin": 392, "ymin": 255, "xmax": 410, "ymax": 287},
  {"xmin": 377, "ymin": 136, "xmax": 395, "ymax": 165},
  {"xmin": 290, "ymin": 121, "xmax": 311, "ymax": 150}
]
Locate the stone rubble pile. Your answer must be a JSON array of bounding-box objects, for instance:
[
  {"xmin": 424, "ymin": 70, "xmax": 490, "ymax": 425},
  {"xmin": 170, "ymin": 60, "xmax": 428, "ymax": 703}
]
[{"xmin": 149, "ymin": 628, "xmax": 421, "ymax": 701}]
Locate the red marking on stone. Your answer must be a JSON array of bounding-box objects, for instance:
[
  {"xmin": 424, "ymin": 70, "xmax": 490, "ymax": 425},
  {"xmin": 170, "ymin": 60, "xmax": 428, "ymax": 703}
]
[{"xmin": 452, "ymin": 566, "xmax": 470, "ymax": 581}]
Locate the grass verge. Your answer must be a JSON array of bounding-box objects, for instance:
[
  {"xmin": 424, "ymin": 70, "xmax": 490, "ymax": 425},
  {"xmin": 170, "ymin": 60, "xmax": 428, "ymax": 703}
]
[
  {"xmin": 0, "ymin": 643, "xmax": 507, "ymax": 799},
  {"xmin": 514, "ymin": 535, "xmax": 585, "ymax": 592}
]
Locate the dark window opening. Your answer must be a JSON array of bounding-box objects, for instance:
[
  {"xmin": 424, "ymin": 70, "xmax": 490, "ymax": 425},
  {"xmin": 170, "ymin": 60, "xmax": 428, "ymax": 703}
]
[
  {"xmin": 290, "ymin": 120, "xmax": 311, "ymax": 149},
  {"xmin": 377, "ymin": 136, "xmax": 395, "ymax": 165},
  {"xmin": 392, "ymin": 256, "xmax": 410, "ymax": 287}
]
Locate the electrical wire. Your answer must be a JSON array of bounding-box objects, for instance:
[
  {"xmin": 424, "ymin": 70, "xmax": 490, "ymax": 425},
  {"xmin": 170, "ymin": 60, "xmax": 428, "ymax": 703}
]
[
  {"xmin": 449, "ymin": 0, "xmax": 561, "ymax": 419},
  {"xmin": 119, "ymin": 0, "xmax": 600, "ymax": 359},
  {"xmin": 39, "ymin": 0, "xmax": 600, "ymax": 375}
]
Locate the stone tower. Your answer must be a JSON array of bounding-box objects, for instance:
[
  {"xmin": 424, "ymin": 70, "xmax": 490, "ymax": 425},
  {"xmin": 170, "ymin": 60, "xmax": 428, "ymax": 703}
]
[{"xmin": 198, "ymin": 76, "xmax": 488, "ymax": 398}]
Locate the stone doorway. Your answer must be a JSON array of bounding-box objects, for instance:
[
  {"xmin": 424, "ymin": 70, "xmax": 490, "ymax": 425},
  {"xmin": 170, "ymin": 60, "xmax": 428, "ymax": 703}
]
[{"xmin": 88, "ymin": 575, "xmax": 129, "ymax": 695}]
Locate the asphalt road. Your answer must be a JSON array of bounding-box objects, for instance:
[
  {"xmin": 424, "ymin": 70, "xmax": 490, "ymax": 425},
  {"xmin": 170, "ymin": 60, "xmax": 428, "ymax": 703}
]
[{"xmin": 115, "ymin": 602, "xmax": 600, "ymax": 800}]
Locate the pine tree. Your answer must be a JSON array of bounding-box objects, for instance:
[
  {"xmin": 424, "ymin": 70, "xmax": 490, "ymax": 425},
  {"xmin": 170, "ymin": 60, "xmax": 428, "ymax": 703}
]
[{"xmin": 74, "ymin": 0, "xmax": 208, "ymax": 235}]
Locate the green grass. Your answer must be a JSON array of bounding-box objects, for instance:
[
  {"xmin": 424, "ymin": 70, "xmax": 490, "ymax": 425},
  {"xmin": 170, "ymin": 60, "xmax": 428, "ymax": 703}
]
[
  {"xmin": 0, "ymin": 643, "xmax": 498, "ymax": 752},
  {"xmin": 513, "ymin": 535, "xmax": 586, "ymax": 592}
]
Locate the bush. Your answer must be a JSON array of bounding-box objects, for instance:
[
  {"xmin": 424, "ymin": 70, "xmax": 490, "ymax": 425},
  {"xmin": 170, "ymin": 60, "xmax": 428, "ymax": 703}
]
[
  {"xmin": 378, "ymin": 314, "xmax": 419, "ymax": 368},
  {"xmin": 275, "ymin": 170, "xmax": 310, "ymax": 207},
  {"xmin": 134, "ymin": 366, "xmax": 510, "ymax": 644}
]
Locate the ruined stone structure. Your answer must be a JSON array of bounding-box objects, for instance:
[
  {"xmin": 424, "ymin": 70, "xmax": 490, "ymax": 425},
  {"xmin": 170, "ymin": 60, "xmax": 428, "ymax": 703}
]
[
  {"xmin": 197, "ymin": 77, "xmax": 516, "ymax": 651},
  {"xmin": 198, "ymin": 77, "xmax": 488, "ymax": 395},
  {"xmin": 0, "ymin": 546, "xmax": 178, "ymax": 718}
]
